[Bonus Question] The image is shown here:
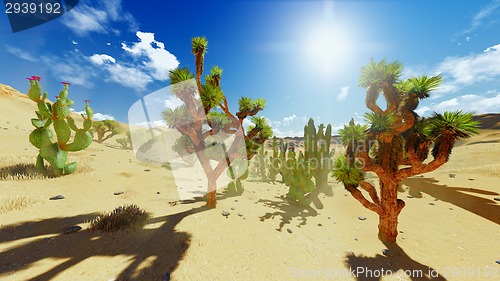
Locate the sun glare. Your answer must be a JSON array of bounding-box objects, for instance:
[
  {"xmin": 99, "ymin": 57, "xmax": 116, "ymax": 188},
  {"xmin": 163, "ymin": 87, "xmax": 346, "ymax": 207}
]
[{"xmin": 303, "ymin": 22, "xmax": 352, "ymax": 76}]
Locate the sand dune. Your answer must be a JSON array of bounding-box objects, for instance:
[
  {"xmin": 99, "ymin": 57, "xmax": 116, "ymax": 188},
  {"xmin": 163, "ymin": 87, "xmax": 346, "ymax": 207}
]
[{"xmin": 1, "ymin": 84, "xmax": 499, "ymax": 280}]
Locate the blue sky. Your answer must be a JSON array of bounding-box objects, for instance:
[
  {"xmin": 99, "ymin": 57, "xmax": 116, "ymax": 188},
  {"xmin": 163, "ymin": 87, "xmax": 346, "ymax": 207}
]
[{"xmin": 1, "ymin": 0, "xmax": 499, "ymax": 136}]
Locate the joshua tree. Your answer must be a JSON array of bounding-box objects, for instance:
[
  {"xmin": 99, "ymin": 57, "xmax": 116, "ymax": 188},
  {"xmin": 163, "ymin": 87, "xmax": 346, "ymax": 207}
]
[
  {"xmin": 163, "ymin": 37, "xmax": 272, "ymax": 208},
  {"xmin": 333, "ymin": 59, "xmax": 479, "ymax": 242},
  {"xmin": 92, "ymin": 120, "xmax": 122, "ymax": 143}
]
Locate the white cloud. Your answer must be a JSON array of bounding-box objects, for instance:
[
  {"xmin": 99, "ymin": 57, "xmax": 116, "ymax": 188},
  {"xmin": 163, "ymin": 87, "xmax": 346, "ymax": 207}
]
[
  {"xmin": 72, "ymin": 40, "xmax": 78, "ymax": 45},
  {"xmin": 135, "ymin": 120, "xmax": 167, "ymax": 128},
  {"xmin": 484, "ymin": 43, "xmax": 500, "ymax": 52},
  {"xmin": 452, "ymin": 0, "xmax": 500, "ymax": 39},
  {"xmin": 121, "ymin": 32, "xmax": 179, "ymax": 80},
  {"xmin": 418, "ymin": 94, "xmax": 500, "ymax": 116},
  {"xmin": 164, "ymin": 96, "xmax": 183, "ymax": 109},
  {"xmin": 62, "ymin": 0, "xmax": 138, "ymax": 36},
  {"xmin": 89, "ymin": 54, "xmax": 116, "ymax": 65},
  {"xmin": 74, "ymin": 110, "xmax": 115, "ymax": 121},
  {"xmin": 107, "ymin": 43, "xmax": 111, "ymax": 46},
  {"xmin": 272, "ymin": 128, "xmax": 302, "ymax": 138},
  {"xmin": 9, "ymin": 33, "xmax": 177, "ymax": 91},
  {"xmin": 5, "ymin": 45, "xmax": 36, "ymax": 61},
  {"xmin": 466, "ymin": 36, "xmax": 471, "ymax": 42},
  {"xmin": 93, "ymin": 113, "xmax": 116, "ymax": 121},
  {"xmin": 415, "ymin": 106, "xmax": 431, "ymax": 116},
  {"xmin": 283, "ymin": 114, "xmax": 297, "ymax": 125},
  {"xmin": 432, "ymin": 43, "xmax": 500, "ymax": 95},
  {"xmin": 337, "ymin": 86, "xmax": 349, "ymax": 101},
  {"xmin": 242, "ymin": 118, "xmax": 254, "ymax": 130},
  {"xmin": 103, "ymin": 63, "xmax": 153, "ymax": 90}
]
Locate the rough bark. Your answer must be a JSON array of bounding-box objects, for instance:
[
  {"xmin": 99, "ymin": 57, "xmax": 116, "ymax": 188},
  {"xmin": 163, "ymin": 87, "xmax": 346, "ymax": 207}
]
[{"xmin": 378, "ymin": 180, "xmax": 405, "ymax": 242}]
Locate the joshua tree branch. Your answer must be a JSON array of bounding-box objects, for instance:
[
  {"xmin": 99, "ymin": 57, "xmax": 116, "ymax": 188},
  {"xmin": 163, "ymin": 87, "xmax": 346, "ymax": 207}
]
[
  {"xmin": 357, "ymin": 151, "xmax": 385, "ymax": 175},
  {"xmin": 345, "ymin": 185, "xmax": 383, "ymax": 216},
  {"xmin": 395, "ymin": 141, "xmax": 452, "ymax": 181},
  {"xmin": 395, "ymin": 109, "xmax": 415, "ymax": 134},
  {"xmin": 359, "ymin": 180, "xmax": 381, "ymax": 206}
]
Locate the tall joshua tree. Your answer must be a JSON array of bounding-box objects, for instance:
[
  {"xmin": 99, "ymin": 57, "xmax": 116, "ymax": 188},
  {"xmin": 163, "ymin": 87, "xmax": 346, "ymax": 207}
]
[
  {"xmin": 333, "ymin": 59, "xmax": 479, "ymax": 242},
  {"xmin": 163, "ymin": 37, "xmax": 272, "ymax": 208}
]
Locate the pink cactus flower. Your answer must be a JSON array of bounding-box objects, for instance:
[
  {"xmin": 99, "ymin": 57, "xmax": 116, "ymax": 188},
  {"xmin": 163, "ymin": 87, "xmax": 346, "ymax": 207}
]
[
  {"xmin": 26, "ymin": 77, "xmax": 34, "ymax": 81},
  {"xmin": 55, "ymin": 96, "xmax": 59, "ymax": 99},
  {"xmin": 61, "ymin": 82, "xmax": 71, "ymax": 86},
  {"xmin": 31, "ymin": 76, "xmax": 41, "ymax": 81},
  {"xmin": 83, "ymin": 100, "xmax": 91, "ymax": 103}
]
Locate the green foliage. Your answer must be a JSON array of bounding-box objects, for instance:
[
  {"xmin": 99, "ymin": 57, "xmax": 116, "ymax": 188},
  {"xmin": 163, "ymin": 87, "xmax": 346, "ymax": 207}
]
[
  {"xmin": 338, "ymin": 123, "xmax": 368, "ymax": 146},
  {"xmin": 90, "ymin": 204, "xmax": 150, "ymax": 232},
  {"xmin": 91, "ymin": 120, "xmax": 121, "ymax": 143},
  {"xmin": 428, "ymin": 111, "xmax": 479, "ymax": 140},
  {"xmin": 364, "ymin": 112, "xmax": 395, "ymax": 135},
  {"xmin": 428, "ymin": 111, "xmax": 479, "ymax": 159},
  {"xmin": 27, "ymin": 77, "xmax": 93, "ymax": 176},
  {"xmin": 396, "ymin": 75, "xmax": 443, "ymax": 99},
  {"xmin": 238, "ymin": 97, "xmax": 266, "ymax": 112},
  {"xmin": 332, "ymin": 155, "xmax": 364, "ymax": 186},
  {"xmin": 201, "ymin": 84, "xmax": 224, "ymax": 109},
  {"xmin": 210, "ymin": 65, "xmax": 223, "ymax": 77},
  {"xmin": 359, "ymin": 59, "xmax": 403, "ymax": 88},
  {"xmin": 191, "ymin": 36, "xmax": 208, "ymax": 55}
]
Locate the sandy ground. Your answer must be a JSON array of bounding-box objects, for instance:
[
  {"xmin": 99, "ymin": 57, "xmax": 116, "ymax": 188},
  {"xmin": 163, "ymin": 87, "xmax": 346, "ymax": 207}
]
[{"xmin": 0, "ymin": 85, "xmax": 499, "ymax": 281}]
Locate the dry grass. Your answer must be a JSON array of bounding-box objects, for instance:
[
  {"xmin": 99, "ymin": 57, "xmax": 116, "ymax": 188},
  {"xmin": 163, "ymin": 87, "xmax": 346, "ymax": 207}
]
[
  {"xmin": 89, "ymin": 204, "xmax": 150, "ymax": 232},
  {"xmin": 0, "ymin": 194, "xmax": 38, "ymax": 214},
  {"xmin": 118, "ymin": 172, "xmax": 134, "ymax": 178},
  {"xmin": 0, "ymin": 155, "xmax": 92, "ymax": 180}
]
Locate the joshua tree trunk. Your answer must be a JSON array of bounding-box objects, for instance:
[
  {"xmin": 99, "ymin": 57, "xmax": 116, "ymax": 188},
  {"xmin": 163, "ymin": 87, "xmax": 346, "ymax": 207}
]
[
  {"xmin": 378, "ymin": 180, "xmax": 404, "ymax": 242},
  {"xmin": 207, "ymin": 177, "xmax": 217, "ymax": 208}
]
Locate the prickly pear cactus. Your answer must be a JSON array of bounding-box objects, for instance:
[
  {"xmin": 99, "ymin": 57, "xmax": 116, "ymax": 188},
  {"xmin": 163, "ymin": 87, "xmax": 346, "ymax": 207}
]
[{"xmin": 27, "ymin": 76, "xmax": 93, "ymax": 176}]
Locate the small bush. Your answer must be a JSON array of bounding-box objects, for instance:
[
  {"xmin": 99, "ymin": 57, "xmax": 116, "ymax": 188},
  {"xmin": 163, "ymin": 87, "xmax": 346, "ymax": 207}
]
[{"xmin": 90, "ymin": 204, "xmax": 150, "ymax": 232}]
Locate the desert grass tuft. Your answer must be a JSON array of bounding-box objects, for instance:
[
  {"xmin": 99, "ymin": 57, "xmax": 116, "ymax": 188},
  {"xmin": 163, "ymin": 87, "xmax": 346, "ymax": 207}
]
[
  {"xmin": 118, "ymin": 172, "xmax": 134, "ymax": 178},
  {"xmin": 0, "ymin": 195, "xmax": 38, "ymax": 214},
  {"xmin": 89, "ymin": 204, "xmax": 150, "ymax": 232},
  {"xmin": 0, "ymin": 155, "xmax": 92, "ymax": 180}
]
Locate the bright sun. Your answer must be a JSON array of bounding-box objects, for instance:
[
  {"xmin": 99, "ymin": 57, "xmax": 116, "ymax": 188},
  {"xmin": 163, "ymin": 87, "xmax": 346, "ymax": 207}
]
[{"xmin": 303, "ymin": 23, "xmax": 352, "ymax": 76}]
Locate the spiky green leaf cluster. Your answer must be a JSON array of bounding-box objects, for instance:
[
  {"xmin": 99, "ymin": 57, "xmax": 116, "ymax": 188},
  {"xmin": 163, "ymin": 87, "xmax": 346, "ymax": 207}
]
[
  {"xmin": 191, "ymin": 36, "xmax": 208, "ymax": 55},
  {"xmin": 248, "ymin": 116, "xmax": 273, "ymax": 138},
  {"xmin": 338, "ymin": 123, "xmax": 368, "ymax": 146},
  {"xmin": 332, "ymin": 155, "xmax": 364, "ymax": 186},
  {"xmin": 162, "ymin": 105, "xmax": 192, "ymax": 128},
  {"xmin": 365, "ymin": 112, "xmax": 395, "ymax": 135},
  {"xmin": 359, "ymin": 59, "xmax": 403, "ymax": 88},
  {"xmin": 238, "ymin": 97, "xmax": 266, "ymax": 112},
  {"xmin": 396, "ymin": 75, "xmax": 443, "ymax": 99},
  {"xmin": 428, "ymin": 111, "xmax": 479, "ymax": 140},
  {"xmin": 201, "ymin": 84, "xmax": 224, "ymax": 109}
]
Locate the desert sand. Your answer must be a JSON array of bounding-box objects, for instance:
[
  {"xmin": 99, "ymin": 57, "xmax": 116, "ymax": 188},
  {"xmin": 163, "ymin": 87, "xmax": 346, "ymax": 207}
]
[{"xmin": 1, "ymin": 84, "xmax": 499, "ymax": 281}]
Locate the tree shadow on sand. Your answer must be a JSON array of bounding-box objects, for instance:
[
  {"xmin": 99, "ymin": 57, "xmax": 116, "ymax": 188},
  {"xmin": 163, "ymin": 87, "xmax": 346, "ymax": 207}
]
[
  {"xmin": 403, "ymin": 177, "xmax": 500, "ymax": 225},
  {"xmin": 257, "ymin": 184, "xmax": 334, "ymax": 231},
  {"xmin": 257, "ymin": 195, "xmax": 318, "ymax": 232},
  {"xmin": 0, "ymin": 205, "xmax": 209, "ymax": 281},
  {"xmin": 344, "ymin": 242, "xmax": 447, "ymax": 281}
]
